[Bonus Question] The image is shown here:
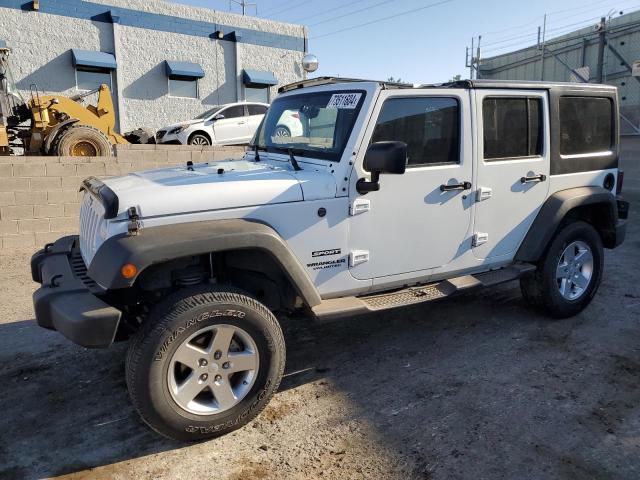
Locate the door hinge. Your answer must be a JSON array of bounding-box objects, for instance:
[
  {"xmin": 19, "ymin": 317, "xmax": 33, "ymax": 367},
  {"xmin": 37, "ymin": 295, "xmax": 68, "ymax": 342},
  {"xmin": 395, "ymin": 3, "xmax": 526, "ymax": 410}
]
[
  {"xmin": 350, "ymin": 198, "xmax": 371, "ymax": 216},
  {"xmin": 476, "ymin": 187, "xmax": 492, "ymax": 202},
  {"xmin": 350, "ymin": 250, "xmax": 370, "ymax": 267},
  {"xmin": 472, "ymin": 232, "xmax": 489, "ymax": 247}
]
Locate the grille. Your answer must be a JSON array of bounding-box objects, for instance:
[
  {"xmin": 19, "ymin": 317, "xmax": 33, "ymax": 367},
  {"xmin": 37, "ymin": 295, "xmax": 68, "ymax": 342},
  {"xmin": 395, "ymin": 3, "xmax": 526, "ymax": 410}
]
[
  {"xmin": 70, "ymin": 249, "xmax": 98, "ymax": 289},
  {"xmin": 79, "ymin": 193, "xmax": 103, "ymax": 266},
  {"xmin": 156, "ymin": 130, "xmax": 166, "ymax": 140}
]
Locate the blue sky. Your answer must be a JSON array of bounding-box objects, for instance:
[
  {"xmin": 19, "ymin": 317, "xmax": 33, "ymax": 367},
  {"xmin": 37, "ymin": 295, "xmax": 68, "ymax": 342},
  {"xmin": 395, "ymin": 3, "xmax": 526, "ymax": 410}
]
[{"xmin": 173, "ymin": 0, "xmax": 632, "ymax": 83}]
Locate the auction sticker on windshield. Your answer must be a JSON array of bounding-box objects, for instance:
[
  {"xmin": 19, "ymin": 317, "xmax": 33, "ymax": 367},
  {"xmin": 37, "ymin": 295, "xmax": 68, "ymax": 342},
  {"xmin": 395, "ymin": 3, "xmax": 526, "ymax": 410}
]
[{"xmin": 327, "ymin": 93, "xmax": 362, "ymax": 109}]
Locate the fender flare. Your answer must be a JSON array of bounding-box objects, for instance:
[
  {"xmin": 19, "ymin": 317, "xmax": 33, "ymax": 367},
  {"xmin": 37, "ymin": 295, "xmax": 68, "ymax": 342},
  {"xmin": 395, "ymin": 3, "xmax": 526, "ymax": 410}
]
[
  {"xmin": 87, "ymin": 218, "xmax": 322, "ymax": 307},
  {"xmin": 515, "ymin": 186, "xmax": 618, "ymax": 262},
  {"xmin": 44, "ymin": 118, "xmax": 79, "ymax": 153}
]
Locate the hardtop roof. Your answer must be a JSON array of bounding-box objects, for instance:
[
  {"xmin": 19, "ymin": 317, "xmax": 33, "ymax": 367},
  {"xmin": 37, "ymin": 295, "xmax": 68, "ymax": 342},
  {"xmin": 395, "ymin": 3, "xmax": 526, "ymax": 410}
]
[{"xmin": 278, "ymin": 76, "xmax": 617, "ymax": 93}]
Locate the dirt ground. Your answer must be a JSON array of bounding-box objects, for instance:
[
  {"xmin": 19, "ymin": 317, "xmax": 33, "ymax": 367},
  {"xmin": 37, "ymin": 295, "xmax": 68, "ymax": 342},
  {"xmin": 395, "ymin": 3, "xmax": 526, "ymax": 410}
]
[{"xmin": 0, "ymin": 145, "xmax": 639, "ymax": 480}]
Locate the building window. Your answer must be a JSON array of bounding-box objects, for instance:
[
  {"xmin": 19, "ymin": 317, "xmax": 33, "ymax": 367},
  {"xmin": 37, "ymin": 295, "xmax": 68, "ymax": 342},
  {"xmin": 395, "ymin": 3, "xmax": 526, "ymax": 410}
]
[
  {"xmin": 559, "ymin": 97, "xmax": 613, "ymax": 156},
  {"xmin": 169, "ymin": 77, "xmax": 199, "ymax": 99},
  {"xmin": 371, "ymin": 97, "xmax": 460, "ymax": 166},
  {"xmin": 483, "ymin": 97, "xmax": 542, "ymax": 160},
  {"xmin": 76, "ymin": 67, "xmax": 112, "ymax": 91},
  {"xmin": 245, "ymin": 86, "xmax": 269, "ymax": 103}
]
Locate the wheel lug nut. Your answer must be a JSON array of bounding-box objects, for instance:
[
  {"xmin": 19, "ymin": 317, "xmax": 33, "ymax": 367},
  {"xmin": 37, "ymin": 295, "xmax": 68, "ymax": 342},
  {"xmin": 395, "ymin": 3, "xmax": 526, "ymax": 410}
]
[
  {"xmin": 214, "ymin": 350, "xmax": 222, "ymax": 360},
  {"xmin": 199, "ymin": 373, "xmax": 208, "ymax": 382},
  {"xmin": 199, "ymin": 358, "xmax": 208, "ymax": 367},
  {"xmin": 222, "ymin": 362, "xmax": 230, "ymax": 369},
  {"xmin": 214, "ymin": 374, "xmax": 222, "ymax": 383}
]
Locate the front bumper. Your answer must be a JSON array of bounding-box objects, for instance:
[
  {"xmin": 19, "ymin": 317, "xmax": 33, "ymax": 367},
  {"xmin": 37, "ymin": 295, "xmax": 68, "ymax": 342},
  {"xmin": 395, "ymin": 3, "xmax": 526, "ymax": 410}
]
[
  {"xmin": 31, "ymin": 236, "xmax": 121, "ymax": 348},
  {"xmin": 156, "ymin": 130, "xmax": 186, "ymax": 145}
]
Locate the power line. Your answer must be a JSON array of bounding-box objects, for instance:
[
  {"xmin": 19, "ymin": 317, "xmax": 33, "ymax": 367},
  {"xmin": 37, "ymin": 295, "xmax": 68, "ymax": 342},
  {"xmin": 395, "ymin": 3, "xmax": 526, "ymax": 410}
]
[
  {"xmin": 260, "ymin": 0, "xmax": 313, "ymax": 17},
  {"xmin": 308, "ymin": 0, "xmax": 397, "ymax": 28},
  {"xmin": 310, "ymin": 0, "xmax": 454, "ymax": 40},
  {"xmin": 287, "ymin": 0, "xmax": 371, "ymax": 23},
  {"xmin": 477, "ymin": 0, "xmax": 634, "ymax": 44}
]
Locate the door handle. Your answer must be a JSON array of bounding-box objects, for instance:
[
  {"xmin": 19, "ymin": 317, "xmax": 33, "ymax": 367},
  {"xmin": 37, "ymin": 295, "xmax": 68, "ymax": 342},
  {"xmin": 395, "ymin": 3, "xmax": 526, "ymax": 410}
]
[
  {"xmin": 237, "ymin": 121, "xmax": 247, "ymax": 125},
  {"xmin": 520, "ymin": 174, "xmax": 547, "ymax": 184},
  {"xmin": 440, "ymin": 181, "xmax": 472, "ymax": 192}
]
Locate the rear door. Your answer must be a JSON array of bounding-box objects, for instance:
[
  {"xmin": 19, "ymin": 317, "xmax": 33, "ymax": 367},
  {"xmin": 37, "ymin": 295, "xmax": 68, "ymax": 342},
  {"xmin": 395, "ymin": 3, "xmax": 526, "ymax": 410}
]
[
  {"xmin": 246, "ymin": 104, "xmax": 268, "ymax": 140},
  {"xmin": 213, "ymin": 105, "xmax": 250, "ymax": 144},
  {"xmin": 472, "ymin": 89, "xmax": 550, "ymax": 261}
]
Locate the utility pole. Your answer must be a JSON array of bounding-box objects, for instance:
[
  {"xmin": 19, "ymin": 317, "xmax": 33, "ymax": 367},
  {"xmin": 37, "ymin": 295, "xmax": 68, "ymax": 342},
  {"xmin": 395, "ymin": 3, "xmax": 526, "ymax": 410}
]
[
  {"xmin": 229, "ymin": 0, "xmax": 257, "ymax": 15},
  {"xmin": 596, "ymin": 16, "xmax": 607, "ymax": 83},
  {"xmin": 539, "ymin": 13, "xmax": 547, "ymax": 81},
  {"xmin": 470, "ymin": 37, "xmax": 475, "ymax": 79},
  {"xmin": 475, "ymin": 35, "xmax": 482, "ymax": 79}
]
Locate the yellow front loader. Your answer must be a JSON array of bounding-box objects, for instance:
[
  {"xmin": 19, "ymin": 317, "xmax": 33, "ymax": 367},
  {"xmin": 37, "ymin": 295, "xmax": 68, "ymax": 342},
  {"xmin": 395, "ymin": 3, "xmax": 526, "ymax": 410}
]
[
  {"xmin": 1, "ymin": 46, "xmax": 128, "ymax": 156},
  {"xmin": 27, "ymin": 84, "xmax": 128, "ymax": 156}
]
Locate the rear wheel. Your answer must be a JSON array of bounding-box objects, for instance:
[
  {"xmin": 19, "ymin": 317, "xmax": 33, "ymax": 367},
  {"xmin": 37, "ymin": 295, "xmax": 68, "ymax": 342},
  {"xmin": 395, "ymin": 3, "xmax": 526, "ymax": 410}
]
[
  {"xmin": 52, "ymin": 124, "xmax": 113, "ymax": 156},
  {"xmin": 273, "ymin": 125, "xmax": 291, "ymax": 138},
  {"xmin": 126, "ymin": 286, "xmax": 285, "ymax": 441},
  {"xmin": 520, "ymin": 221, "xmax": 603, "ymax": 318}
]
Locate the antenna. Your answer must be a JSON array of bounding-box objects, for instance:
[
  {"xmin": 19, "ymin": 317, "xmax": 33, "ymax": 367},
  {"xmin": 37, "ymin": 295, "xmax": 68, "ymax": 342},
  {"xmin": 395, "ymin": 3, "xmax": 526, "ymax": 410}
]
[{"xmin": 229, "ymin": 0, "xmax": 257, "ymax": 15}]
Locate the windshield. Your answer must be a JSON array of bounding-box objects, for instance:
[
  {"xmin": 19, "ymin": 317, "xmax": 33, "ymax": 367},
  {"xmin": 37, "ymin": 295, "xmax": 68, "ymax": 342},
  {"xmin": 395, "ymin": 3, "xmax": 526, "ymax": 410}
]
[
  {"xmin": 251, "ymin": 90, "xmax": 366, "ymax": 161},
  {"xmin": 195, "ymin": 106, "xmax": 222, "ymax": 120}
]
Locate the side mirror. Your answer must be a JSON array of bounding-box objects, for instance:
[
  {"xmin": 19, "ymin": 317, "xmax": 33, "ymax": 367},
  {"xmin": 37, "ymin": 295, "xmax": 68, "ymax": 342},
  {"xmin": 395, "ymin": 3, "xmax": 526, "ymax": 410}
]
[
  {"xmin": 357, "ymin": 141, "xmax": 407, "ymax": 194},
  {"xmin": 213, "ymin": 113, "xmax": 225, "ymax": 121}
]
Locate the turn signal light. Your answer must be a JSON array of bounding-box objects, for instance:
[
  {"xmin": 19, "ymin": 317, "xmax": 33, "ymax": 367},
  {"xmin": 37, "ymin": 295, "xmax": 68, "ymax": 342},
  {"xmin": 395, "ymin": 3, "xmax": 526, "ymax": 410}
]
[{"xmin": 121, "ymin": 263, "xmax": 137, "ymax": 279}]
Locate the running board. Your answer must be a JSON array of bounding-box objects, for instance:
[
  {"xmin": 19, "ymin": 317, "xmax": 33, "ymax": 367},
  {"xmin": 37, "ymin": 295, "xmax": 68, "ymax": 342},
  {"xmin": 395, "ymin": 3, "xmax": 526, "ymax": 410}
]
[{"xmin": 312, "ymin": 264, "xmax": 535, "ymax": 321}]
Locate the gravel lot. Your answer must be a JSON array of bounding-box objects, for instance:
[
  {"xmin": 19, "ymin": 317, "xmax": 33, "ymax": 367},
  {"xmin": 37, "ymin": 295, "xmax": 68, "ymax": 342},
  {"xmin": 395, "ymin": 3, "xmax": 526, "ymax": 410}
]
[{"xmin": 0, "ymin": 146, "xmax": 638, "ymax": 480}]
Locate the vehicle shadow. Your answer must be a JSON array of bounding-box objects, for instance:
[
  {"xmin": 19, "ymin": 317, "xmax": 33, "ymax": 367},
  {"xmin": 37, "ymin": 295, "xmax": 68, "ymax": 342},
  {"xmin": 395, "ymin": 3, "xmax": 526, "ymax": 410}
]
[
  {"xmin": 0, "ymin": 287, "xmax": 514, "ymax": 479},
  {"xmin": 1, "ymin": 270, "xmax": 640, "ymax": 479}
]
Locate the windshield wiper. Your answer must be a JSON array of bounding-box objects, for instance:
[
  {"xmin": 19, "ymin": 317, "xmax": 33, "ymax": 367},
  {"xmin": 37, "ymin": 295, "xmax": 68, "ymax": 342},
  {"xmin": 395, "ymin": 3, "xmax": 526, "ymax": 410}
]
[
  {"xmin": 250, "ymin": 144, "xmax": 268, "ymax": 162},
  {"xmin": 287, "ymin": 148, "xmax": 302, "ymax": 171}
]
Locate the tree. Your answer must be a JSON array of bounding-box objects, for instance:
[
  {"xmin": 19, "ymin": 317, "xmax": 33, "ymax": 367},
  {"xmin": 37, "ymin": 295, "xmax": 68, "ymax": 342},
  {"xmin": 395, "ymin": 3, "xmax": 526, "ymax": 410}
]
[
  {"xmin": 449, "ymin": 74, "xmax": 462, "ymax": 82},
  {"xmin": 387, "ymin": 76, "xmax": 403, "ymax": 83}
]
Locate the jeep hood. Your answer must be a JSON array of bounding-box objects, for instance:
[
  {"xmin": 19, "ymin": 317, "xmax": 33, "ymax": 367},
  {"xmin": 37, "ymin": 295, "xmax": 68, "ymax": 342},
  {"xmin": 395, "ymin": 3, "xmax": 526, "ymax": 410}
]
[{"xmin": 102, "ymin": 159, "xmax": 336, "ymax": 218}]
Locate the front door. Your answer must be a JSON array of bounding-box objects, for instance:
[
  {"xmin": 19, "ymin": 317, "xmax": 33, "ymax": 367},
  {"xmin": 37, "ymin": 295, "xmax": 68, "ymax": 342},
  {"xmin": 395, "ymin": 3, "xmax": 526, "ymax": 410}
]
[
  {"xmin": 472, "ymin": 90, "xmax": 550, "ymax": 261},
  {"xmin": 213, "ymin": 105, "xmax": 250, "ymax": 144},
  {"xmin": 348, "ymin": 89, "xmax": 474, "ymax": 280}
]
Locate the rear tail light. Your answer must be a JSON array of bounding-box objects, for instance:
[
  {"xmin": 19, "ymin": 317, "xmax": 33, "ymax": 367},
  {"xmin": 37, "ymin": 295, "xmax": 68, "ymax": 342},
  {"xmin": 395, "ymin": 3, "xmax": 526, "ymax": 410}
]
[
  {"xmin": 616, "ymin": 170, "xmax": 624, "ymax": 195},
  {"xmin": 291, "ymin": 112, "xmax": 300, "ymax": 119}
]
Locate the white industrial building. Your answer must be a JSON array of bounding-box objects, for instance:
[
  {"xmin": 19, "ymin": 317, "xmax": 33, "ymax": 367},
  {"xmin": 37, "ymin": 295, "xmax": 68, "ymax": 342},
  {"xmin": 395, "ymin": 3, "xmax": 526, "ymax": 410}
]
[{"xmin": 0, "ymin": 0, "xmax": 307, "ymax": 132}]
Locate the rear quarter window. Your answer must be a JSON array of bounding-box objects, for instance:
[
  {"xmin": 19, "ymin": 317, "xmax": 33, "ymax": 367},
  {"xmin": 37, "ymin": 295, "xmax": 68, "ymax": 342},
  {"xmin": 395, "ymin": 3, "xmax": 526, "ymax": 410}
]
[{"xmin": 559, "ymin": 97, "xmax": 613, "ymax": 156}]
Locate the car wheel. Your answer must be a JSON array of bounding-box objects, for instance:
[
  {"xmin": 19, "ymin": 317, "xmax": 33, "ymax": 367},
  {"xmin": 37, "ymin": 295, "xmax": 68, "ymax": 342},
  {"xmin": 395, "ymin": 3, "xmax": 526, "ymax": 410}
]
[
  {"xmin": 52, "ymin": 125, "xmax": 113, "ymax": 156},
  {"xmin": 188, "ymin": 133, "xmax": 211, "ymax": 146},
  {"xmin": 273, "ymin": 125, "xmax": 291, "ymax": 138},
  {"xmin": 126, "ymin": 285, "xmax": 285, "ymax": 441},
  {"xmin": 520, "ymin": 220, "xmax": 603, "ymax": 318}
]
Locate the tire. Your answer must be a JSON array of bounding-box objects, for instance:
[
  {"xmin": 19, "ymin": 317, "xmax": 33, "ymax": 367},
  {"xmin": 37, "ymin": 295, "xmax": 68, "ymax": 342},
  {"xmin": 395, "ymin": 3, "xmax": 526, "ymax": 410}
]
[
  {"xmin": 520, "ymin": 220, "xmax": 603, "ymax": 318},
  {"xmin": 188, "ymin": 132, "xmax": 211, "ymax": 146},
  {"xmin": 126, "ymin": 286, "xmax": 285, "ymax": 441},
  {"xmin": 52, "ymin": 124, "xmax": 113, "ymax": 156},
  {"xmin": 273, "ymin": 125, "xmax": 291, "ymax": 138}
]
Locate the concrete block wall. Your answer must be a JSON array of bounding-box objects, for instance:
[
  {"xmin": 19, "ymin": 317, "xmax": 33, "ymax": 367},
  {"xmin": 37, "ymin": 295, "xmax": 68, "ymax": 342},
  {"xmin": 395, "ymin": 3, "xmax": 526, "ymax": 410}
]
[{"xmin": 0, "ymin": 145, "xmax": 244, "ymax": 249}]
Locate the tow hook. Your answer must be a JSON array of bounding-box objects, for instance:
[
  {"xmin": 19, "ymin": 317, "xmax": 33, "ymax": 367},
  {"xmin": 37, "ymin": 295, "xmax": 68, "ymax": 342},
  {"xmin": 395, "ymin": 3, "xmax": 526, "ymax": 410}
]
[{"xmin": 127, "ymin": 206, "xmax": 141, "ymax": 235}]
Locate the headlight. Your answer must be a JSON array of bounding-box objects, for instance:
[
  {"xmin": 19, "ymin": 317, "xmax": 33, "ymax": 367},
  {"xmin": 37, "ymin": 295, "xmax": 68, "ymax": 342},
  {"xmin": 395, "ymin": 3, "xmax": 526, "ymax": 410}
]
[{"xmin": 169, "ymin": 124, "xmax": 188, "ymax": 135}]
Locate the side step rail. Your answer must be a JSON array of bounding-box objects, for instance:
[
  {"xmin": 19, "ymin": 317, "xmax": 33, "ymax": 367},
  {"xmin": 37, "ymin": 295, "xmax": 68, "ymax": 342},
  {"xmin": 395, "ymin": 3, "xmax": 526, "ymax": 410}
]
[{"xmin": 312, "ymin": 263, "xmax": 535, "ymax": 321}]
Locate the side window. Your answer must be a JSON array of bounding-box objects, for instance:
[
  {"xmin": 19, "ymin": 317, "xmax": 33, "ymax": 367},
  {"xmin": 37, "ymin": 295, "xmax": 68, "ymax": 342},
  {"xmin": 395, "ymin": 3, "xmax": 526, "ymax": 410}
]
[
  {"xmin": 248, "ymin": 104, "xmax": 268, "ymax": 116},
  {"xmin": 483, "ymin": 97, "xmax": 542, "ymax": 160},
  {"xmin": 371, "ymin": 97, "xmax": 460, "ymax": 166},
  {"xmin": 221, "ymin": 105, "xmax": 245, "ymax": 119},
  {"xmin": 559, "ymin": 97, "xmax": 613, "ymax": 155}
]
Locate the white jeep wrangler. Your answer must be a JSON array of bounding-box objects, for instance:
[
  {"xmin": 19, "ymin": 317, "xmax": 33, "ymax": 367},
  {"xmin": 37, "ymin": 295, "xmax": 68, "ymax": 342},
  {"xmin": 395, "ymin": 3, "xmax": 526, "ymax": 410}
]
[{"xmin": 32, "ymin": 78, "xmax": 629, "ymax": 441}]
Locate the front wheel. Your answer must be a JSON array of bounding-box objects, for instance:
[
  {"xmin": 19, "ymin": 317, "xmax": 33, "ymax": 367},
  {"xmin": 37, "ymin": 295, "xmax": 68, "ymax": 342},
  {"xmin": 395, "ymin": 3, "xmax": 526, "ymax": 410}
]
[
  {"xmin": 126, "ymin": 286, "xmax": 285, "ymax": 441},
  {"xmin": 188, "ymin": 133, "xmax": 211, "ymax": 146},
  {"xmin": 520, "ymin": 220, "xmax": 603, "ymax": 318}
]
